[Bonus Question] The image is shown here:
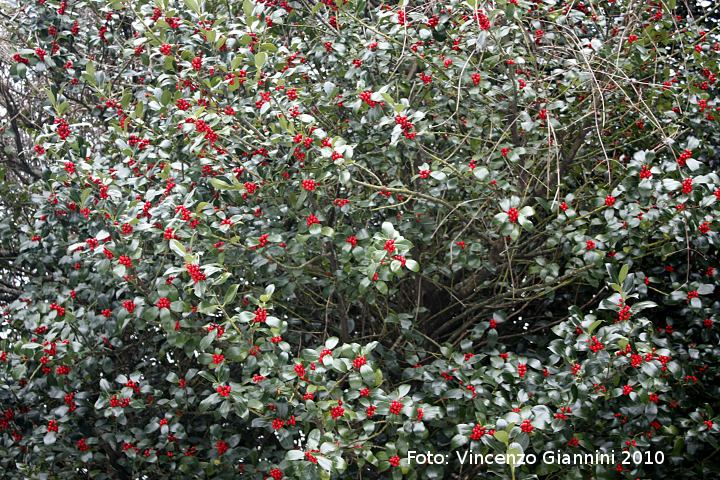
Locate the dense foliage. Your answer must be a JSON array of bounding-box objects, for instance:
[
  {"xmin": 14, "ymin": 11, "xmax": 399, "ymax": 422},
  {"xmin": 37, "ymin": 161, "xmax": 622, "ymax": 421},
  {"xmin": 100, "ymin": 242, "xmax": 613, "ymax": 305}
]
[{"xmin": 1, "ymin": 0, "xmax": 719, "ymax": 478}]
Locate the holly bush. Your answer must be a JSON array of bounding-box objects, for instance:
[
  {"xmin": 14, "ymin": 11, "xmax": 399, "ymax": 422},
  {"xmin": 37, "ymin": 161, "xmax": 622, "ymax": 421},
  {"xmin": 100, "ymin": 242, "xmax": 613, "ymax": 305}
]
[{"xmin": 1, "ymin": 0, "xmax": 719, "ymax": 478}]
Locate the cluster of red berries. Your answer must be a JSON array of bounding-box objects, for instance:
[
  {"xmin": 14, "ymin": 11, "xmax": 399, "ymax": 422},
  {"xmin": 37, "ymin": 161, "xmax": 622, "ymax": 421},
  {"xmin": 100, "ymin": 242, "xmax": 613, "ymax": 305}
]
[
  {"xmin": 301, "ymin": 179, "xmax": 316, "ymax": 191},
  {"xmin": 50, "ymin": 303, "xmax": 65, "ymax": 317},
  {"xmin": 394, "ymin": 115, "xmax": 417, "ymax": 139},
  {"xmin": 216, "ymin": 385, "xmax": 231, "ymax": 397},
  {"xmin": 64, "ymin": 392, "xmax": 77, "ymax": 412},
  {"xmin": 109, "ymin": 395, "xmax": 131, "ymax": 408},
  {"xmin": 121, "ymin": 300, "xmax": 135, "ymax": 313},
  {"xmin": 244, "ymin": 181, "xmax": 258, "ymax": 194},
  {"xmin": 253, "ymin": 307, "xmax": 267, "ymax": 323},
  {"xmin": 47, "ymin": 420, "xmax": 59, "ymax": 432},
  {"xmin": 353, "ymin": 355, "xmax": 367, "ymax": 369},
  {"xmin": 55, "ymin": 118, "xmax": 71, "ymax": 140},
  {"xmin": 617, "ymin": 303, "xmax": 632, "ymax": 321},
  {"xmin": 474, "ymin": 10, "xmax": 490, "ymax": 30},
  {"xmin": 517, "ymin": 363, "xmax": 527, "ymax": 378},
  {"xmin": 507, "ymin": 207, "xmax": 519, "ymax": 223},
  {"xmin": 76, "ymin": 438, "xmax": 90, "ymax": 451},
  {"xmin": 520, "ymin": 419, "xmax": 534, "ymax": 433},
  {"xmin": 185, "ymin": 263, "xmax": 206, "ymax": 283},
  {"xmin": 215, "ymin": 440, "xmax": 228, "ymax": 455},
  {"xmin": 176, "ymin": 98, "xmax": 191, "ymax": 110},
  {"xmin": 192, "ymin": 118, "xmax": 219, "ymax": 145},
  {"xmin": 677, "ymin": 149, "xmax": 693, "ymax": 166},
  {"xmin": 588, "ymin": 336, "xmax": 604, "ymax": 353},
  {"xmin": 682, "ymin": 178, "xmax": 693, "ymax": 194},
  {"xmin": 256, "ymin": 233, "xmax": 270, "ymax": 249},
  {"xmin": 359, "ymin": 90, "xmax": 377, "ymax": 108},
  {"xmin": 13, "ymin": 53, "xmax": 29, "ymax": 64},
  {"xmin": 469, "ymin": 423, "xmax": 487, "ymax": 441},
  {"xmin": 306, "ymin": 214, "xmax": 320, "ymax": 226},
  {"xmin": 554, "ymin": 406, "xmax": 572, "ymax": 420},
  {"xmin": 639, "ymin": 165, "xmax": 652, "ymax": 179},
  {"xmin": 330, "ymin": 404, "xmax": 345, "ymax": 419},
  {"xmin": 389, "ymin": 400, "xmax": 403, "ymax": 415},
  {"xmin": 207, "ymin": 324, "xmax": 225, "ymax": 338}
]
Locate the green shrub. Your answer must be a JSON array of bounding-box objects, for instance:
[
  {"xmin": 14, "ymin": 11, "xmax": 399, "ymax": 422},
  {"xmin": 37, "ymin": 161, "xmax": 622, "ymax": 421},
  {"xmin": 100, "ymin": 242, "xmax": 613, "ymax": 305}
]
[{"xmin": 1, "ymin": 0, "xmax": 718, "ymax": 478}]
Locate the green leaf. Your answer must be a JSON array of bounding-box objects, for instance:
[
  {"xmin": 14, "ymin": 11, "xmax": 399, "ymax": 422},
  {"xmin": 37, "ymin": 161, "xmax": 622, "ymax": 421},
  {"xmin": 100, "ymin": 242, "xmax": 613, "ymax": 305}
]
[
  {"xmin": 210, "ymin": 178, "xmax": 233, "ymax": 190},
  {"xmin": 507, "ymin": 442, "xmax": 524, "ymax": 469},
  {"xmin": 618, "ymin": 264, "xmax": 629, "ymax": 284},
  {"xmin": 405, "ymin": 259, "xmax": 420, "ymax": 272},
  {"xmin": 451, "ymin": 433, "xmax": 468, "ymax": 449},
  {"xmin": 199, "ymin": 393, "xmax": 220, "ymax": 411},
  {"xmin": 360, "ymin": 364, "xmax": 374, "ymax": 385},
  {"xmin": 224, "ymin": 284, "xmax": 239, "ymax": 305},
  {"xmin": 169, "ymin": 239, "xmax": 186, "ymax": 258},
  {"xmin": 317, "ymin": 456, "xmax": 333, "ymax": 472},
  {"xmin": 287, "ymin": 450, "xmax": 305, "ymax": 461},
  {"xmin": 494, "ymin": 430, "xmax": 509, "ymax": 445},
  {"xmin": 44, "ymin": 432, "xmax": 56, "ymax": 445},
  {"xmin": 183, "ymin": 0, "xmax": 201, "ymax": 14},
  {"xmin": 374, "ymin": 368, "xmax": 383, "ymax": 387},
  {"xmin": 243, "ymin": 0, "xmax": 254, "ymax": 21},
  {"xmin": 199, "ymin": 330, "xmax": 217, "ymax": 350},
  {"xmin": 381, "ymin": 222, "xmax": 396, "ymax": 237},
  {"xmin": 84, "ymin": 61, "xmax": 96, "ymax": 86},
  {"xmin": 587, "ymin": 319, "xmax": 603, "ymax": 335},
  {"xmin": 255, "ymin": 52, "xmax": 267, "ymax": 69}
]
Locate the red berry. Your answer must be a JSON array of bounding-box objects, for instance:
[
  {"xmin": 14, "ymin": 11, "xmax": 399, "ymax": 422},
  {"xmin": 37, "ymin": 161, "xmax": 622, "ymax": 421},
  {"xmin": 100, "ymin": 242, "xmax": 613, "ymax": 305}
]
[{"xmin": 353, "ymin": 355, "xmax": 367, "ymax": 369}]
